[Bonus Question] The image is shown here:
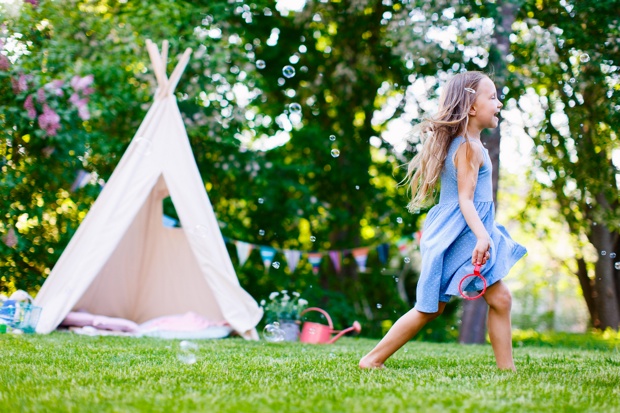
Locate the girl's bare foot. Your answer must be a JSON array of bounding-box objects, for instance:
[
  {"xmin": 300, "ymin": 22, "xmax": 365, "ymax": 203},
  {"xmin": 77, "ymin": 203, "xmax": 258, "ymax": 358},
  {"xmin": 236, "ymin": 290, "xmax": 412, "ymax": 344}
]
[{"xmin": 359, "ymin": 355, "xmax": 385, "ymax": 369}]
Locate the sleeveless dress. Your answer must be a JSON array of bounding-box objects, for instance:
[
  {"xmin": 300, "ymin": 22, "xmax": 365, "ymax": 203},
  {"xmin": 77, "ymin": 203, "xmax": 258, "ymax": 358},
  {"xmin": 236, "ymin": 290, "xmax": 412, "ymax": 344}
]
[{"xmin": 414, "ymin": 136, "xmax": 527, "ymax": 313}]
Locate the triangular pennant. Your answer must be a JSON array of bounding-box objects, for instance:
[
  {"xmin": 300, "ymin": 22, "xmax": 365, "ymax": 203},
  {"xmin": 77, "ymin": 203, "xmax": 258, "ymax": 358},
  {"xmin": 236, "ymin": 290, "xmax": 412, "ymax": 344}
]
[
  {"xmin": 259, "ymin": 246, "xmax": 277, "ymax": 272},
  {"xmin": 396, "ymin": 237, "xmax": 410, "ymax": 257},
  {"xmin": 284, "ymin": 249, "xmax": 301, "ymax": 273},
  {"xmin": 414, "ymin": 230, "xmax": 423, "ymax": 246},
  {"xmin": 376, "ymin": 243, "xmax": 389, "ymax": 264},
  {"xmin": 235, "ymin": 241, "xmax": 253, "ymax": 266},
  {"xmin": 162, "ymin": 214, "xmax": 179, "ymax": 228},
  {"xmin": 307, "ymin": 252, "xmax": 323, "ymax": 275},
  {"xmin": 329, "ymin": 251, "xmax": 342, "ymax": 273},
  {"xmin": 70, "ymin": 169, "xmax": 92, "ymax": 192},
  {"xmin": 352, "ymin": 247, "xmax": 369, "ymax": 272}
]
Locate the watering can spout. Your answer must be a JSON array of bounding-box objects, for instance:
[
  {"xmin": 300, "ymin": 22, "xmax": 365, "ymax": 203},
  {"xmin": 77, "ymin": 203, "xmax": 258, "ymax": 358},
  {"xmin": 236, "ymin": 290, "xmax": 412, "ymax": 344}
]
[{"xmin": 328, "ymin": 321, "xmax": 362, "ymax": 344}]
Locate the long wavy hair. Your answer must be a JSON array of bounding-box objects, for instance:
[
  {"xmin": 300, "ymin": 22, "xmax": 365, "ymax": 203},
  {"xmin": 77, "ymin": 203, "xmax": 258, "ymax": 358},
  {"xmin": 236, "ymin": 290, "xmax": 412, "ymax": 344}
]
[{"xmin": 404, "ymin": 71, "xmax": 488, "ymax": 212}]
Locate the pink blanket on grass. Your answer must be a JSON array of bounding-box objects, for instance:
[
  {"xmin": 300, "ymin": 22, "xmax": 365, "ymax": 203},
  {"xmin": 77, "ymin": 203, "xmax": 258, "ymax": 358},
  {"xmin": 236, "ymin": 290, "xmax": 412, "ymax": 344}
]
[{"xmin": 139, "ymin": 312, "xmax": 229, "ymax": 332}]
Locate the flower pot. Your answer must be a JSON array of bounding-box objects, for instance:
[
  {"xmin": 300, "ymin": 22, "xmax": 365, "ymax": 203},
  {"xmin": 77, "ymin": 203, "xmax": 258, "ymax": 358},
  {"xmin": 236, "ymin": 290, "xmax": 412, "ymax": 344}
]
[{"xmin": 278, "ymin": 320, "xmax": 300, "ymax": 342}]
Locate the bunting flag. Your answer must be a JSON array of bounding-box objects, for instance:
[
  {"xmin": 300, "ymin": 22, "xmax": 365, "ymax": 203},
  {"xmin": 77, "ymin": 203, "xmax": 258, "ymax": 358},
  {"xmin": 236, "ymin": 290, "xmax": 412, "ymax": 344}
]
[
  {"xmin": 284, "ymin": 249, "xmax": 301, "ymax": 273},
  {"xmin": 376, "ymin": 243, "xmax": 389, "ymax": 264},
  {"xmin": 235, "ymin": 241, "xmax": 253, "ymax": 266},
  {"xmin": 70, "ymin": 169, "xmax": 92, "ymax": 192},
  {"xmin": 414, "ymin": 230, "xmax": 423, "ymax": 246},
  {"xmin": 396, "ymin": 237, "xmax": 410, "ymax": 257},
  {"xmin": 307, "ymin": 252, "xmax": 323, "ymax": 274},
  {"xmin": 352, "ymin": 247, "xmax": 369, "ymax": 272},
  {"xmin": 259, "ymin": 246, "xmax": 277, "ymax": 272},
  {"xmin": 328, "ymin": 251, "xmax": 342, "ymax": 273},
  {"xmin": 162, "ymin": 214, "xmax": 179, "ymax": 228}
]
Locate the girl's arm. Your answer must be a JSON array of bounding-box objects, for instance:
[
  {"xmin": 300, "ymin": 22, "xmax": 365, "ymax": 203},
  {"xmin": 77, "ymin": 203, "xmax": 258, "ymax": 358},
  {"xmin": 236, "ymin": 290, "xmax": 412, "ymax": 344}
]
[{"xmin": 455, "ymin": 142, "xmax": 490, "ymax": 265}]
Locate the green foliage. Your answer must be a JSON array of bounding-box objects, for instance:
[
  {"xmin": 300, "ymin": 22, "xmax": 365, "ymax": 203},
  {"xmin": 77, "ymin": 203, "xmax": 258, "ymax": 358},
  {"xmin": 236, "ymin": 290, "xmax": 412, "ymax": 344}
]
[
  {"xmin": 2, "ymin": 0, "xmax": 619, "ymax": 336},
  {"xmin": 513, "ymin": 328, "xmax": 620, "ymax": 351},
  {"xmin": 1, "ymin": 334, "xmax": 619, "ymax": 412},
  {"xmin": 1, "ymin": 0, "xmax": 439, "ymax": 334},
  {"xmin": 507, "ymin": 0, "xmax": 620, "ymax": 328}
]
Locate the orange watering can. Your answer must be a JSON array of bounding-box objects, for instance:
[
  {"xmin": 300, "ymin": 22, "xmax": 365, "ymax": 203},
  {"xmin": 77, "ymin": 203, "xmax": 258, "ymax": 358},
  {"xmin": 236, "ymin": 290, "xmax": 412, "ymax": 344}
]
[{"xmin": 299, "ymin": 307, "xmax": 361, "ymax": 344}]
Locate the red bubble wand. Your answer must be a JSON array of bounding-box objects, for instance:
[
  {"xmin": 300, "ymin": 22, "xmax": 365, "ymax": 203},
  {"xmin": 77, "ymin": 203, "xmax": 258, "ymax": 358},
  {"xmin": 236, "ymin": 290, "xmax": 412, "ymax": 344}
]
[{"xmin": 458, "ymin": 264, "xmax": 487, "ymax": 300}]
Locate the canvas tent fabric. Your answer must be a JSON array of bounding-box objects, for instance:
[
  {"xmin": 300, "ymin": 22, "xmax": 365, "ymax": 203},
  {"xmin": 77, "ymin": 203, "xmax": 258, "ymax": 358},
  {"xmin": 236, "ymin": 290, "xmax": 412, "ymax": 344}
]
[{"xmin": 34, "ymin": 40, "xmax": 263, "ymax": 339}]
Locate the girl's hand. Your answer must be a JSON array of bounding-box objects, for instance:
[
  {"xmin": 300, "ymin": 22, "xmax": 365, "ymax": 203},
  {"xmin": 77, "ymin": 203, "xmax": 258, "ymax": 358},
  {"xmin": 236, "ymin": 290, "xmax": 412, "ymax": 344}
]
[{"xmin": 472, "ymin": 237, "xmax": 491, "ymax": 265}]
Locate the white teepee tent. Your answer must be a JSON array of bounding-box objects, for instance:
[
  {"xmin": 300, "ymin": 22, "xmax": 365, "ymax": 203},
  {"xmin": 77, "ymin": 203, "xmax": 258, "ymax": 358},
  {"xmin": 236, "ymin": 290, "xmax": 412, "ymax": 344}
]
[{"xmin": 34, "ymin": 40, "xmax": 263, "ymax": 339}]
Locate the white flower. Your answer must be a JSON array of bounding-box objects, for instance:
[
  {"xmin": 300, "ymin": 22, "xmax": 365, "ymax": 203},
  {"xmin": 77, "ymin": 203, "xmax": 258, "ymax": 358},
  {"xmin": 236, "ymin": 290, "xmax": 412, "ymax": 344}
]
[
  {"xmin": 298, "ymin": 299, "xmax": 308, "ymax": 306},
  {"xmin": 260, "ymin": 299, "xmax": 266, "ymax": 306},
  {"xmin": 281, "ymin": 290, "xmax": 288, "ymax": 294},
  {"xmin": 269, "ymin": 292, "xmax": 279, "ymax": 300},
  {"xmin": 292, "ymin": 292, "xmax": 300, "ymax": 297}
]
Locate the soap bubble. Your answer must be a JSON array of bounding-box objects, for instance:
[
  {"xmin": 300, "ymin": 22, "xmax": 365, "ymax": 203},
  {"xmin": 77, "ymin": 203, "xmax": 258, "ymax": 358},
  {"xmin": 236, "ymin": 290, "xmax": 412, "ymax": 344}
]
[
  {"xmin": 177, "ymin": 340, "xmax": 199, "ymax": 365},
  {"xmin": 289, "ymin": 103, "xmax": 302, "ymax": 113},
  {"xmin": 376, "ymin": 303, "xmax": 382, "ymax": 309},
  {"xmin": 329, "ymin": 135, "xmax": 336, "ymax": 141},
  {"xmin": 310, "ymin": 236, "xmax": 316, "ymax": 242},
  {"xmin": 609, "ymin": 253, "xmax": 616, "ymax": 259},
  {"xmin": 272, "ymin": 262, "xmax": 280, "ymax": 269},
  {"xmin": 396, "ymin": 217, "xmax": 403, "ymax": 224},
  {"xmin": 331, "ymin": 149, "xmax": 340, "ymax": 157},
  {"xmin": 258, "ymin": 198, "xmax": 265, "ymax": 204},
  {"xmin": 282, "ymin": 65, "xmax": 296, "ymax": 78},
  {"xmin": 601, "ymin": 251, "xmax": 607, "ymax": 256},
  {"xmin": 179, "ymin": 340, "xmax": 199, "ymax": 352},
  {"xmin": 580, "ymin": 53, "xmax": 590, "ymax": 63},
  {"xmin": 355, "ymin": 185, "xmax": 359, "ymax": 190},
  {"xmin": 259, "ymin": 229, "xmax": 265, "ymax": 236},
  {"xmin": 404, "ymin": 257, "xmax": 411, "ymax": 263},
  {"xmin": 263, "ymin": 322, "xmax": 285, "ymax": 342},
  {"xmin": 177, "ymin": 353, "xmax": 197, "ymax": 364},
  {"xmin": 615, "ymin": 262, "xmax": 620, "ymax": 270},
  {"xmin": 256, "ymin": 60, "xmax": 266, "ymax": 69}
]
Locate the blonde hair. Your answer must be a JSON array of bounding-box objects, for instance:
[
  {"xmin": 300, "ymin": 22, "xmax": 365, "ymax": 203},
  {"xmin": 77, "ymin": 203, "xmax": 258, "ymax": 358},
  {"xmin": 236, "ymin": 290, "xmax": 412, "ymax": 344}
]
[{"xmin": 404, "ymin": 71, "xmax": 488, "ymax": 212}]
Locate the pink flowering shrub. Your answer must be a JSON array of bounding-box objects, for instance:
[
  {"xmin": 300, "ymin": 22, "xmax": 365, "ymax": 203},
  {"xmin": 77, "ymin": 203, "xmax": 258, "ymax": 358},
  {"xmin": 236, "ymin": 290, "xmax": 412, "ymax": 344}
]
[
  {"xmin": 0, "ymin": 40, "xmax": 9, "ymax": 71},
  {"xmin": 7, "ymin": 72, "xmax": 94, "ymax": 138},
  {"xmin": 38, "ymin": 104, "xmax": 61, "ymax": 136}
]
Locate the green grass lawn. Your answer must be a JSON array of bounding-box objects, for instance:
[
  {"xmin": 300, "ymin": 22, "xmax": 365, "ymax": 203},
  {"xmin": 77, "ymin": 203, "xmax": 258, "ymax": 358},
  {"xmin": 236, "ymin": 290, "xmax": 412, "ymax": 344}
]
[{"xmin": 1, "ymin": 332, "xmax": 619, "ymax": 413}]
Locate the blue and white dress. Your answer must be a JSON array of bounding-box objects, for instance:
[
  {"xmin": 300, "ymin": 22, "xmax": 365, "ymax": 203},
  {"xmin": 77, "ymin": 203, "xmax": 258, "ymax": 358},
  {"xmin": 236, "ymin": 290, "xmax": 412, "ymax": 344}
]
[{"xmin": 414, "ymin": 136, "xmax": 527, "ymax": 313}]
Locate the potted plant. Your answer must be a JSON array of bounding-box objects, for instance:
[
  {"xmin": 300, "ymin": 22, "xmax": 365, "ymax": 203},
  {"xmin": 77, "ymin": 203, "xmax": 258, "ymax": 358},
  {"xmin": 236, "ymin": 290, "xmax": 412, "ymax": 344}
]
[{"xmin": 260, "ymin": 290, "xmax": 308, "ymax": 341}]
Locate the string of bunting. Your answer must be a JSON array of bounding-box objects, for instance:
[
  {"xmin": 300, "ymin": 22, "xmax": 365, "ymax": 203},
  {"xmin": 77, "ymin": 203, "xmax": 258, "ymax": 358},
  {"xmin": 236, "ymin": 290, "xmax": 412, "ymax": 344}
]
[{"xmin": 220, "ymin": 231, "xmax": 423, "ymax": 275}]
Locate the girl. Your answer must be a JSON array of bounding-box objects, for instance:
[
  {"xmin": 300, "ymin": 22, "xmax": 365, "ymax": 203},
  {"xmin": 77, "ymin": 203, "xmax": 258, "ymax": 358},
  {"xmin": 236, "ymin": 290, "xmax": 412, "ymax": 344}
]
[{"xmin": 359, "ymin": 71, "xmax": 526, "ymax": 371}]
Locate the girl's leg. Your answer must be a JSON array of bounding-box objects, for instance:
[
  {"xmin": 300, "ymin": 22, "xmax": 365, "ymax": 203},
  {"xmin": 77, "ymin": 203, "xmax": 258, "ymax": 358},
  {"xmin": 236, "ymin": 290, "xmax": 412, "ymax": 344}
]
[
  {"xmin": 359, "ymin": 302, "xmax": 447, "ymax": 369},
  {"xmin": 483, "ymin": 280, "xmax": 516, "ymax": 371}
]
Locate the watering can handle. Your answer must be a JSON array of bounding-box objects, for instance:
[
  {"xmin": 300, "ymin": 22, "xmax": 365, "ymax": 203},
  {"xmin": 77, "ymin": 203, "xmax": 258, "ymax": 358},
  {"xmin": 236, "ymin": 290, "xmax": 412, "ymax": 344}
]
[{"xmin": 300, "ymin": 307, "xmax": 334, "ymax": 329}]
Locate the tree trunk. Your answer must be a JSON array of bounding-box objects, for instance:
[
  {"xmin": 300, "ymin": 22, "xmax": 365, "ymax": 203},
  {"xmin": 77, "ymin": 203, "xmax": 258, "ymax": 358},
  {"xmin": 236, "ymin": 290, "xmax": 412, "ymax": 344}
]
[
  {"xmin": 575, "ymin": 257, "xmax": 597, "ymax": 327},
  {"xmin": 459, "ymin": 299, "xmax": 488, "ymax": 344},
  {"xmin": 588, "ymin": 209, "xmax": 620, "ymax": 329},
  {"xmin": 459, "ymin": 0, "xmax": 519, "ymax": 344},
  {"xmin": 614, "ymin": 236, "xmax": 620, "ymax": 320}
]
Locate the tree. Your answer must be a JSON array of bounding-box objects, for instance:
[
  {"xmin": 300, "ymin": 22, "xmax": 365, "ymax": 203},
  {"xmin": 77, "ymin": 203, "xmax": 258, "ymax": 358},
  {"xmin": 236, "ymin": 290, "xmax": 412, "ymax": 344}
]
[{"xmin": 509, "ymin": 0, "xmax": 620, "ymax": 329}]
